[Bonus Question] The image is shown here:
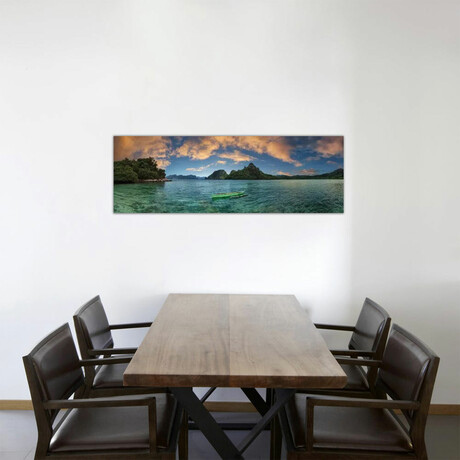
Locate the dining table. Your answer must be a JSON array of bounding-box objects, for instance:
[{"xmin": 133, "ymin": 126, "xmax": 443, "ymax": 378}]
[{"xmin": 124, "ymin": 293, "xmax": 347, "ymax": 459}]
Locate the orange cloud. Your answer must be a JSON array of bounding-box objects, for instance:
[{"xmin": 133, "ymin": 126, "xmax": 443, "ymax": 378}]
[
  {"xmin": 114, "ymin": 136, "xmax": 343, "ymax": 168},
  {"xmin": 277, "ymin": 171, "xmax": 292, "ymax": 176},
  {"xmin": 156, "ymin": 159, "xmax": 171, "ymax": 168},
  {"xmin": 216, "ymin": 136, "xmax": 301, "ymax": 166},
  {"xmin": 114, "ymin": 136, "xmax": 171, "ymax": 161},
  {"xmin": 175, "ymin": 137, "xmax": 220, "ymax": 160},
  {"xmin": 315, "ymin": 137, "xmax": 343, "ymax": 158},
  {"xmin": 172, "ymin": 136, "xmax": 300, "ymax": 165},
  {"xmin": 218, "ymin": 150, "xmax": 255, "ymax": 163},
  {"xmin": 299, "ymin": 168, "xmax": 317, "ymax": 175},
  {"xmin": 216, "ymin": 160, "xmax": 227, "ymax": 165}
]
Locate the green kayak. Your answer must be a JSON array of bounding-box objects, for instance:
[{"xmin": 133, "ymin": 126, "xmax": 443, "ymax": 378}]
[{"xmin": 212, "ymin": 191, "xmax": 246, "ymax": 200}]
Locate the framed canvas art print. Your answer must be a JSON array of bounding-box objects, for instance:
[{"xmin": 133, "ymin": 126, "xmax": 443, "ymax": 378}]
[{"xmin": 113, "ymin": 136, "xmax": 343, "ymax": 213}]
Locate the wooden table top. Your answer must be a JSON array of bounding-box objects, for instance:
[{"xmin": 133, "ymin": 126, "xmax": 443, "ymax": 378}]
[{"xmin": 124, "ymin": 294, "xmax": 347, "ymax": 388}]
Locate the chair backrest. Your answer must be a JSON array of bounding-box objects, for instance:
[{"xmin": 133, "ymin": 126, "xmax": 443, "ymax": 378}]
[
  {"xmin": 73, "ymin": 295, "xmax": 114, "ymax": 359},
  {"xmin": 23, "ymin": 324, "xmax": 84, "ymax": 431},
  {"xmin": 377, "ymin": 324, "xmax": 439, "ymax": 445},
  {"xmin": 349, "ymin": 297, "xmax": 391, "ymax": 355}
]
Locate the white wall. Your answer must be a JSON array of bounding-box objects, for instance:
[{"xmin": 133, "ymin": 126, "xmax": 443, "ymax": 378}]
[{"xmin": 1, "ymin": 0, "xmax": 459, "ymax": 403}]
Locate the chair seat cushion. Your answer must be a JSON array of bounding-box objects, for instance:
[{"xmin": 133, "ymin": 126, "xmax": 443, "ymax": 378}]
[
  {"xmin": 286, "ymin": 394, "xmax": 412, "ymax": 452},
  {"xmin": 50, "ymin": 394, "xmax": 176, "ymax": 452},
  {"xmin": 340, "ymin": 364, "xmax": 369, "ymax": 391},
  {"xmin": 92, "ymin": 360, "xmax": 167, "ymax": 393},
  {"xmin": 297, "ymin": 364, "xmax": 369, "ymax": 394},
  {"xmin": 93, "ymin": 362, "xmax": 128, "ymax": 388}
]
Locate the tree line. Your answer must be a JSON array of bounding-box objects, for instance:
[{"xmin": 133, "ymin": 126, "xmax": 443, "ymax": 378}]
[{"xmin": 114, "ymin": 158, "xmax": 166, "ymax": 183}]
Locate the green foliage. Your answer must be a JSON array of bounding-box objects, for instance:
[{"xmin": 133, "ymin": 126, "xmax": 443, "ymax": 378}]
[
  {"xmin": 114, "ymin": 163, "xmax": 139, "ymax": 183},
  {"xmin": 226, "ymin": 163, "xmax": 275, "ymax": 180},
  {"xmin": 207, "ymin": 169, "xmax": 229, "ymax": 180},
  {"xmin": 221, "ymin": 163, "xmax": 344, "ymax": 181},
  {"xmin": 290, "ymin": 168, "xmax": 344, "ymax": 180},
  {"xmin": 114, "ymin": 157, "xmax": 165, "ymax": 184}
]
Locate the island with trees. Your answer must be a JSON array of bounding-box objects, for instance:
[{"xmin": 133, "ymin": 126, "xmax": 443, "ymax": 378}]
[
  {"xmin": 115, "ymin": 158, "xmax": 343, "ymax": 184},
  {"xmin": 204, "ymin": 163, "xmax": 344, "ymax": 180},
  {"xmin": 114, "ymin": 158, "xmax": 167, "ymax": 184}
]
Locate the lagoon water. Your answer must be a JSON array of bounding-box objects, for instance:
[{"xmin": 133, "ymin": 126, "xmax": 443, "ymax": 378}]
[{"xmin": 114, "ymin": 179, "xmax": 343, "ymax": 213}]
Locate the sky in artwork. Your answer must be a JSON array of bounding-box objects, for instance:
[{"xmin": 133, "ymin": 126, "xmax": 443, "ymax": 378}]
[{"xmin": 114, "ymin": 136, "xmax": 344, "ymax": 176}]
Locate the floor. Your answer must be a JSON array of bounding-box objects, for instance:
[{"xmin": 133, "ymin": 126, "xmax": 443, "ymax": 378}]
[{"xmin": 0, "ymin": 411, "xmax": 459, "ymax": 459}]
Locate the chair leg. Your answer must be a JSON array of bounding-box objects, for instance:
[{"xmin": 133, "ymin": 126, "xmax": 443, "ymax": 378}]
[
  {"xmin": 158, "ymin": 452, "xmax": 176, "ymax": 459},
  {"xmin": 270, "ymin": 415, "xmax": 282, "ymax": 460},
  {"xmin": 417, "ymin": 446, "xmax": 428, "ymax": 460},
  {"xmin": 74, "ymin": 384, "xmax": 86, "ymax": 399},
  {"xmin": 178, "ymin": 409, "xmax": 189, "ymax": 460}
]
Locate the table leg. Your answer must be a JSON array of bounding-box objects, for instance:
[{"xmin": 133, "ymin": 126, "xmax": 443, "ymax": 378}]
[
  {"xmin": 236, "ymin": 389, "xmax": 295, "ymax": 456},
  {"xmin": 200, "ymin": 386, "xmax": 217, "ymax": 403},
  {"xmin": 170, "ymin": 387, "xmax": 243, "ymax": 460},
  {"xmin": 241, "ymin": 388, "xmax": 269, "ymax": 415},
  {"xmin": 277, "ymin": 405, "xmax": 296, "ymax": 452},
  {"xmin": 170, "ymin": 387, "xmax": 295, "ymax": 460}
]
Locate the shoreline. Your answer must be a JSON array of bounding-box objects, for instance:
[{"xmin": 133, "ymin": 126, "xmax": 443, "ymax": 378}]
[
  {"xmin": 114, "ymin": 178, "xmax": 344, "ymax": 185},
  {"xmin": 115, "ymin": 178, "xmax": 344, "ymax": 185},
  {"xmin": 115, "ymin": 178, "xmax": 171, "ymax": 184}
]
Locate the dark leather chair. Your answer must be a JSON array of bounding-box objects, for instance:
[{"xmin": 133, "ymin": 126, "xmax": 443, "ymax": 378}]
[
  {"xmin": 73, "ymin": 295, "xmax": 165, "ymax": 397},
  {"xmin": 23, "ymin": 324, "xmax": 183, "ymax": 460},
  {"xmin": 310, "ymin": 297, "xmax": 391, "ymax": 397},
  {"xmin": 282, "ymin": 324, "xmax": 440, "ymax": 459}
]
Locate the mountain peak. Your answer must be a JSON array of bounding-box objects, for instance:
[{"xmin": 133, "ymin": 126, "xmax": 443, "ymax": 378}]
[
  {"xmin": 227, "ymin": 163, "xmax": 274, "ymax": 180},
  {"xmin": 207, "ymin": 169, "xmax": 229, "ymax": 180}
]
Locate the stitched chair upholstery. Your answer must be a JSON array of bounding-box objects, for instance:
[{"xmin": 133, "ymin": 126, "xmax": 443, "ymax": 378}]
[
  {"xmin": 73, "ymin": 295, "xmax": 166, "ymax": 396},
  {"xmin": 283, "ymin": 324, "xmax": 440, "ymax": 460},
  {"xmin": 310, "ymin": 298, "xmax": 391, "ymax": 397},
  {"xmin": 23, "ymin": 324, "xmax": 182, "ymax": 460}
]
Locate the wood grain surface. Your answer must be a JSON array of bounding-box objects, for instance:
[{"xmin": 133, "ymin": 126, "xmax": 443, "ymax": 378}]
[{"xmin": 124, "ymin": 294, "xmax": 347, "ymax": 389}]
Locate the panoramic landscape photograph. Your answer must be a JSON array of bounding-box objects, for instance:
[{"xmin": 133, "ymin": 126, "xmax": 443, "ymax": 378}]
[{"xmin": 113, "ymin": 135, "xmax": 344, "ymax": 213}]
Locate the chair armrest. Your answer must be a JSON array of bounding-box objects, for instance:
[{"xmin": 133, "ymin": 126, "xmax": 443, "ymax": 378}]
[
  {"xmin": 80, "ymin": 357, "xmax": 132, "ymax": 366},
  {"xmin": 44, "ymin": 396, "xmax": 156, "ymax": 409},
  {"xmin": 110, "ymin": 322, "xmax": 152, "ymax": 330},
  {"xmin": 304, "ymin": 396, "xmax": 420, "ymax": 450},
  {"xmin": 88, "ymin": 347, "xmax": 137, "ymax": 356},
  {"xmin": 314, "ymin": 323, "xmax": 355, "ymax": 331},
  {"xmin": 45, "ymin": 396, "xmax": 159, "ymax": 451},
  {"xmin": 307, "ymin": 395, "xmax": 420, "ymax": 410},
  {"xmin": 335, "ymin": 358, "xmax": 382, "ymax": 367},
  {"xmin": 331, "ymin": 349, "xmax": 375, "ymax": 357}
]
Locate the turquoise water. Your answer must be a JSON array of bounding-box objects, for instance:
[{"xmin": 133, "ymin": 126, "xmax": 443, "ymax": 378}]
[{"xmin": 113, "ymin": 179, "xmax": 344, "ymax": 213}]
